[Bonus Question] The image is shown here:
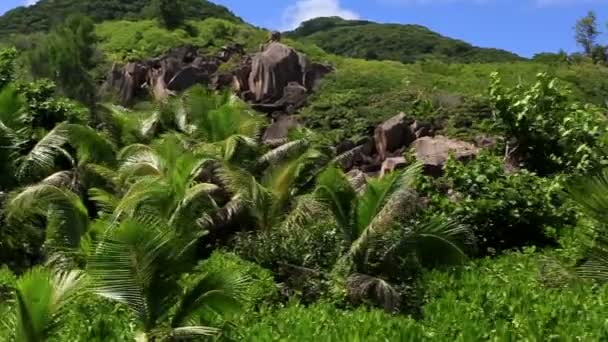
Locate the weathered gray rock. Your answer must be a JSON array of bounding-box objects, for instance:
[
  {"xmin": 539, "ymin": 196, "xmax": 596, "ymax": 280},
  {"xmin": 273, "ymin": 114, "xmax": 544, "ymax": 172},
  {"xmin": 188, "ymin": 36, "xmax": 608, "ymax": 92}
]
[
  {"xmin": 412, "ymin": 136, "xmax": 479, "ymax": 176},
  {"xmin": 374, "ymin": 113, "xmax": 415, "ymax": 161},
  {"xmin": 262, "ymin": 115, "xmax": 300, "ymax": 143},
  {"xmin": 248, "ymin": 42, "xmax": 304, "ymax": 103},
  {"xmin": 380, "ymin": 157, "xmax": 407, "ymax": 177},
  {"xmin": 117, "ymin": 62, "xmax": 148, "ymax": 105}
]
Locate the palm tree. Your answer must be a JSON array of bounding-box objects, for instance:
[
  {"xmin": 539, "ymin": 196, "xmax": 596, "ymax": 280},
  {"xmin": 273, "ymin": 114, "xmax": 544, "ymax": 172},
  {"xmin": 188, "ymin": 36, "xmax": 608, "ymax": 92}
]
[
  {"xmin": 214, "ymin": 140, "xmax": 327, "ymax": 232},
  {"xmin": 4, "ymin": 183, "xmax": 89, "ymax": 255},
  {"xmin": 4, "ymin": 266, "xmax": 85, "ymax": 342},
  {"xmin": 287, "ymin": 164, "xmax": 470, "ymax": 312},
  {"xmin": 87, "ymin": 215, "xmax": 246, "ymax": 341},
  {"xmin": 568, "ymin": 168, "xmax": 608, "ymax": 281},
  {"xmin": 98, "ymin": 135, "xmax": 222, "ymax": 236}
]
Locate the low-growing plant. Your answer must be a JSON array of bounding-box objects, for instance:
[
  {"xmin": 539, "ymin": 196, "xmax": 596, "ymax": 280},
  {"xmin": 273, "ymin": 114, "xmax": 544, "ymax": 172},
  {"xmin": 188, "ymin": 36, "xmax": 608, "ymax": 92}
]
[{"xmin": 418, "ymin": 153, "xmax": 575, "ymax": 255}]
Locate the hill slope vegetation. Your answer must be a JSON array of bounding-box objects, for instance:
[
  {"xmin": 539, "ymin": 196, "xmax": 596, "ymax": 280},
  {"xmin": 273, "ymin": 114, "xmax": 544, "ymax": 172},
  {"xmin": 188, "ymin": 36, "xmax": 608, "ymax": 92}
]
[
  {"xmin": 0, "ymin": 0, "xmax": 240, "ymax": 35},
  {"xmin": 288, "ymin": 17, "xmax": 524, "ymax": 63}
]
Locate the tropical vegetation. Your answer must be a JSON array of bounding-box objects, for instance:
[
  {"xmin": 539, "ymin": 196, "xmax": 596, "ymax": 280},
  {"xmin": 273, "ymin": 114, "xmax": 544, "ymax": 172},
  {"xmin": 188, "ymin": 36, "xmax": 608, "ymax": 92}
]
[{"xmin": 0, "ymin": 1, "xmax": 608, "ymax": 341}]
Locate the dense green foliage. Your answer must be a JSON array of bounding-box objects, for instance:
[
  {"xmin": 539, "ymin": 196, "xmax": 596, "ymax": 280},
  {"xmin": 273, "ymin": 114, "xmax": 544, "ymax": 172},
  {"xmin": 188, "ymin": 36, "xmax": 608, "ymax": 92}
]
[
  {"xmin": 303, "ymin": 57, "xmax": 608, "ymax": 141},
  {"xmin": 0, "ymin": 0, "xmax": 240, "ymax": 36},
  {"xmin": 96, "ymin": 19, "xmax": 267, "ymax": 61},
  {"xmin": 418, "ymin": 153, "xmax": 573, "ymax": 255},
  {"xmin": 238, "ymin": 249, "xmax": 608, "ymax": 341},
  {"xmin": 288, "ymin": 17, "xmax": 523, "ymax": 64},
  {"xmin": 1, "ymin": 2, "xmax": 608, "ymax": 340},
  {"xmin": 25, "ymin": 15, "xmax": 98, "ymax": 104}
]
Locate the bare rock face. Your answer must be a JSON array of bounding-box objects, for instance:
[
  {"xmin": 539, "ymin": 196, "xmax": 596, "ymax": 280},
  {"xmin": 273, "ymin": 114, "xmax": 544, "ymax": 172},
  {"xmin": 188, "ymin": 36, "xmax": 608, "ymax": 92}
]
[
  {"xmin": 248, "ymin": 42, "xmax": 304, "ymax": 103},
  {"xmin": 380, "ymin": 157, "xmax": 407, "ymax": 177},
  {"xmin": 262, "ymin": 115, "xmax": 300, "ymax": 143},
  {"xmin": 412, "ymin": 136, "xmax": 479, "ymax": 176},
  {"xmin": 101, "ymin": 42, "xmax": 331, "ymax": 113},
  {"xmin": 374, "ymin": 113, "xmax": 415, "ymax": 161}
]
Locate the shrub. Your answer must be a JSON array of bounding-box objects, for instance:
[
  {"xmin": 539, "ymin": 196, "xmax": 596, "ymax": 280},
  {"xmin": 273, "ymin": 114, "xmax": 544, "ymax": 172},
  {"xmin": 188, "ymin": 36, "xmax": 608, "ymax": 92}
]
[
  {"xmin": 418, "ymin": 153, "xmax": 575, "ymax": 255},
  {"xmin": 239, "ymin": 302, "xmax": 428, "ymax": 341},
  {"xmin": 490, "ymin": 72, "xmax": 608, "ymax": 175},
  {"xmin": 193, "ymin": 250, "xmax": 278, "ymax": 312},
  {"xmin": 232, "ymin": 220, "xmax": 341, "ymax": 303},
  {"xmin": 420, "ymin": 248, "xmax": 608, "ymax": 341}
]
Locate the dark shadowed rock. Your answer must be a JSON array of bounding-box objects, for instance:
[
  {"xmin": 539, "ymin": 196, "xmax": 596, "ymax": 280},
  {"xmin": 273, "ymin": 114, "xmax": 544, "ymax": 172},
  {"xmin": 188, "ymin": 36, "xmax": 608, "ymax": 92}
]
[
  {"xmin": 276, "ymin": 82, "xmax": 308, "ymax": 113},
  {"xmin": 410, "ymin": 120, "xmax": 432, "ymax": 139},
  {"xmin": 168, "ymin": 66, "xmax": 209, "ymax": 92},
  {"xmin": 374, "ymin": 113, "xmax": 415, "ymax": 161},
  {"xmin": 262, "ymin": 115, "xmax": 300, "ymax": 143},
  {"xmin": 412, "ymin": 135, "xmax": 479, "ymax": 176}
]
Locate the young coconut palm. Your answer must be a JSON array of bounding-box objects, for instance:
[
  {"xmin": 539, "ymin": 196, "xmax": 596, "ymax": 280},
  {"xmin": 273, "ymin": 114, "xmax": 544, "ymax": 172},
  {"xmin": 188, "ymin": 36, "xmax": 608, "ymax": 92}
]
[
  {"xmin": 287, "ymin": 164, "xmax": 470, "ymax": 312},
  {"xmin": 4, "ymin": 183, "xmax": 89, "ymax": 256},
  {"xmin": 87, "ymin": 215, "xmax": 247, "ymax": 341},
  {"xmin": 101, "ymin": 134, "xmax": 222, "ymax": 236},
  {"xmin": 213, "ymin": 142, "xmax": 327, "ymax": 232},
  {"xmin": 4, "ymin": 266, "xmax": 85, "ymax": 342},
  {"xmin": 139, "ymin": 86, "xmax": 264, "ymax": 165}
]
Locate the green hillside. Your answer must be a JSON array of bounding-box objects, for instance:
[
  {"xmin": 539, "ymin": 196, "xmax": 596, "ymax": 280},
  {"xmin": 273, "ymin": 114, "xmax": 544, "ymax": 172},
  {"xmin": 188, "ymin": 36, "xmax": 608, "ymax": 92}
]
[
  {"xmin": 0, "ymin": 0, "xmax": 240, "ymax": 35},
  {"xmin": 287, "ymin": 17, "xmax": 524, "ymax": 63}
]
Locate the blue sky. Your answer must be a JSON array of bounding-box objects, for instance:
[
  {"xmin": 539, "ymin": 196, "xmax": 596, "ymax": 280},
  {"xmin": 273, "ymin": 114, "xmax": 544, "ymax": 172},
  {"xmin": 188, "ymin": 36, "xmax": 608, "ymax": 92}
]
[{"xmin": 2, "ymin": 0, "xmax": 607, "ymax": 57}]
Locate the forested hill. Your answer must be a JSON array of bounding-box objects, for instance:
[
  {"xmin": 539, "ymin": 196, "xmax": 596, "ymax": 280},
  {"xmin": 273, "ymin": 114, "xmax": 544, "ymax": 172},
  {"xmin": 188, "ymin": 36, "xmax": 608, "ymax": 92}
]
[
  {"xmin": 287, "ymin": 17, "xmax": 524, "ymax": 63},
  {"xmin": 0, "ymin": 0, "xmax": 241, "ymax": 35}
]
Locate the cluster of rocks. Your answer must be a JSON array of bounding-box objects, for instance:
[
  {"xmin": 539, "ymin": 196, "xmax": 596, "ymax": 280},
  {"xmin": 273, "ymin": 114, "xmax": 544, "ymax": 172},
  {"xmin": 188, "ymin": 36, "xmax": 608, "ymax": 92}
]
[
  {"xmin": 101, "ymin": 33, "xmax": 332, "ymax": 121},
  {"xmin": 339, "ymin": 112, "xmax": 481, "ymax": 180},
  {"xmin": 100, "ymin": 34, "xmax": 482, "ymax": 181}
]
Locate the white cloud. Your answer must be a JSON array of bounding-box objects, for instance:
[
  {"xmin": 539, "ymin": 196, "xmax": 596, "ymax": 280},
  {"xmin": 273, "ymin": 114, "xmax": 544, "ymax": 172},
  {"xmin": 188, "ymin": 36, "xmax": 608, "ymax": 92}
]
[
  {"xmin": 281, "ymin": 0, "xmax": 360, "ymax": 30},
  {"xmin": 24, "ymin": 0, "xmax": 39, "ymax": 5},
  {"xmin": 377, "ymin": 0, "xmax": 491, "ymax": 5}
]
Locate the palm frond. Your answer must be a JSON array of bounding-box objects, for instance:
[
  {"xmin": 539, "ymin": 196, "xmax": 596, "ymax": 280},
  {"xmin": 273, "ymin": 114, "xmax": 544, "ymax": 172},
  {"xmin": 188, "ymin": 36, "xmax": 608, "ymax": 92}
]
[
  {"xmin": 355, "ymin": 163, "xmax": 422, "ymax": 239},
  {"xmin": 171, "ymin": 272, "xmax": 247, "ymax": 328},
  {"xmin": 258, "ymin": 139, "xmax": 309, "ymax": 166},
  {"xmin": 42, "ymin": 170, "xmax": 74, "ymax": 189},
  {"xmin": 349, "ymin": 186, "xmax": 420, "ymax": 262},
  {"xmin": 14, "ymin": 267, "xmax": 85, "ymax": 342},
  {"xmin": 0, "ymin": 84, "xmax": 25, "ymax": 130},
  {"xmin": 169, "ymin": 182, "xmax": 220, "ymax": 230},
  {"xmin": 281, "ymin": 194, "xmax": 328, "ymax": 231},
  {"xmin": 118, "ymin": 144, "xmax": 163, "ymax": 180},
  {"xmin": 17, "ymin": 123, "xmax": 73, "ymax": 182},
  {"xmin": 66, "ymin": 123, "xmax": 116, "ymax": 166},
  {"xmin": 170, "ymin": 326, "xmax": 220, "ymax": 338},
  {"xmin": 6, "ymin": 183, "xmax": 89, "ymax": 251},
  {"xmin": 347, "ymin": 273, "xmax": 401, "ymax": 313},
  {"xmin": 577, "ymin": 236, "xmax": 608, "ymax": 282},
  {"xmin": 89, "ymin": 188, "xmax": 120, "ymax": 216},
  {"xmin": 568, "ymin": 169, "xmax": 608, "ymax": 225},
  {"xmin": 396, "ymin": 219, "xmax": 470, "ymax": 268},
  {"xmin": 314, "ymin": 166, "xmax": 357, "ymax": 242},
  {"xmin": 87, "ymin": 218, "xmax": 174, "ymax": 328}
]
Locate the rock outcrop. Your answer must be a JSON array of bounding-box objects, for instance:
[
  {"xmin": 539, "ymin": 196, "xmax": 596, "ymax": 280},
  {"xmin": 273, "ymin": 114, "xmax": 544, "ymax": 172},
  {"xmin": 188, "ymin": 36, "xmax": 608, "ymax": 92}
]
[
  {"xmin": 412, "ymin": 135, "xmax": 479, "ymax": 176},
  {"xmin": 102, "ymin": 40, "xmax": 331, "ymax": 114},
  {"xmin": 262, "ymin": 115, "xmax": 300, "ymax": 143},
  {"xmin": 374, "ymin": 113, "xmax": 415, "ymax": 161},
  {"xmin": 380, "ymin": 157, "xmax": 407, "ymax": 177},
  {"xmin": 248, "ymin": 42, "xmax": 304, "ymax": 103}
]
